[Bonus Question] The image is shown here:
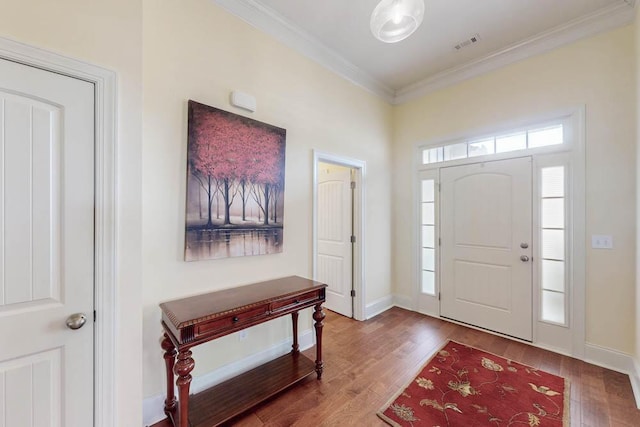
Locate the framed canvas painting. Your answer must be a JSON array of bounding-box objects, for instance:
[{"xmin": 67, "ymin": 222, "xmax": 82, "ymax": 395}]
[{"xmin": 185, "ymin": 100, "xmax": 286, "ymax": 261}]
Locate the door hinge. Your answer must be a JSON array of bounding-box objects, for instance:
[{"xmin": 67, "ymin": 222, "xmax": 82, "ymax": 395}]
[
  {"xmin": 438, "ymin": 183, "xmax": 441, "ymax": 192},
  {"xmin": 438, "ymin": 292, "xmax": 441, "ymax": 301},
  {"xmin": 350, "ymin": 290, "xmax": 356, "ymax": 298},
  {"xmin": 350, "ymin": 235, "xmax": 356, "ymax": 243},
  {"xmin": 438, "ymin": 237, "xmax": 441, "ymax": 246},
  {"xmin": 350, "ymin": 181, "xmax": 356, "ymax": 190},
  {"xmin": 93, "ymin": 310, "xmax": 97, "ymax": 322}
]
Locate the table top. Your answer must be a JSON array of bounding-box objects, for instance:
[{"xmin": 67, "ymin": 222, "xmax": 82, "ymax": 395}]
[{"xmin": 160, "ymin": 275, "xmax": 327, "ymax": 329}]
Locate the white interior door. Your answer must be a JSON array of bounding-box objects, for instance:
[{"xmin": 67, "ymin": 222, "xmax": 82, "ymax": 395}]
[
  {"xmin": 440, "ymin": 157, "xmax": 532, "ymax": 340},
  {"xmin": 0, "ymin": 58, "xmax": 95, "ymax": 426},
  {"xmin": 317, "ymin": 163, "xmax": 353, "ymax": 317}
]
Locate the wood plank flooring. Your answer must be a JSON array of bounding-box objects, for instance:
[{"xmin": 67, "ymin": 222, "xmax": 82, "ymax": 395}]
[{"xmin": 151, "ymin": 307, "xmax": 640, "ymax": 426}]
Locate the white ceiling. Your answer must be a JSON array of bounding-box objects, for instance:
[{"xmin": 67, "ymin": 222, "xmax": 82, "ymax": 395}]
[{"xmin": 213, "ymin": 0, "xmax": 636, "ymax": 103}]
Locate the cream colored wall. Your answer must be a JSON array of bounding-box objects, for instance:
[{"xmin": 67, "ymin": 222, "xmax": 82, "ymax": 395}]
[
  {"xmin": 0, "ymin": 0, "xmax": 143, "ymax": 424},
  {"xmin": 393, "ymin": 26, "xmax": 636, "ymax": 354},
  {"xmin": 142, "ymin": 0, "xmax": 393, "ymax": 399}
]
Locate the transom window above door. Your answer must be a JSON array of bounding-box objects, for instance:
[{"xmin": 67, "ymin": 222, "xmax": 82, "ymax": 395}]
[{"xmin": 422, "ymin": 122, "xmax": 564, "ymax": 165}]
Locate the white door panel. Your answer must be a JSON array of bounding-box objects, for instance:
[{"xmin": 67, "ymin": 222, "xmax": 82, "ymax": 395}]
[
  {"xmin": 317, "ymin": 164, "xmax": 352, "ymax": 317},
  {"xmin": 453, "ymin": 260, "xmax": 512, "ymax": 310},
  {"xmin": 1, "ymin": 93, "xmax": 62, "ymax": 309},
  {"xmin": 452, "ymin": 173, "xmax": 512, "ymax": 249},
  {"xmin": 440, "ymin": 157, "xmax": 532, "ymax": 340},
  {"xmin": 0, "ymin": 58, "xmax": 94, "ymax": 426},
  {"xmin": 318, "ymin": 255, "xmax": 344, "ymax": 295},
  {"xmin": 0, "ymin": 349, "xmax": 61, "ymax": 427}
]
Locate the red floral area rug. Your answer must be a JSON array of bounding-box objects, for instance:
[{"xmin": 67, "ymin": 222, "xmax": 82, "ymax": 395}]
[{"xmin": 378, "ymin": 341, "xmax": 569, "ymax": 426}]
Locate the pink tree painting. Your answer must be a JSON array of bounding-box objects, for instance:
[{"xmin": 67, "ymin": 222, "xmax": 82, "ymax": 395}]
[{"xmin": 185, "ymin": 100, "xmax": 286, "ymax": 261}]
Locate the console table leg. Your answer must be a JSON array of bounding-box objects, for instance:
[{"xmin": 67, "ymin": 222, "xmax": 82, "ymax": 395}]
[
  {"xmin": 175, "ymin": 350, "xmax": 195, "ymax": 427},
  {"xmin": 291, "ymin": 311, "xmax": 299, "ymax": 355},
  {"xmin": 313, "ymin": 304, "xmax": 325, "ymax": 379},
  {"xmin": 161, "ymin": 334, "xmax": 177, "ymax": 418}
]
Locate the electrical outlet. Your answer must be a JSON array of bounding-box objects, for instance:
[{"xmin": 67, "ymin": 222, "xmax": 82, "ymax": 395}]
[
  {"xmin": 239, "ymin": 330, "xmax": 248, "ymax": 341},
  {"xmin": 591, "ymin": 235, "xmax": 613, "ymax": 249}
]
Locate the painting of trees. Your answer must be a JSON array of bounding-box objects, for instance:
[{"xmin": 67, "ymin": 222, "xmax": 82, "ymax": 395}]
[{"xmin": 185, "ymin": 100, "xmax": 286, "ymax": 261}]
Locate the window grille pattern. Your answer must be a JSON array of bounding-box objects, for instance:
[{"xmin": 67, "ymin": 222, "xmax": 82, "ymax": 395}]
[
  {"xmin": 422, "ymin": 124, "xmax": 563, "ymax": 165},
  {"xmin": 540, "ymin": 166, "xmax": 566, "ymax": 325},
  {"xmin": 421, "ymin": 180, "xmax": 436, "ymax": 295}
]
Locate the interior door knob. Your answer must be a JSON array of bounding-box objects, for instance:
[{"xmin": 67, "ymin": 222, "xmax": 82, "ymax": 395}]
[
  {"xmin": 520, "ymin": 255, "xmax": 530, "ymax": 262},
  {"xmin": 66, "ymin": 313, "xmax": 87, "ymax": 330}
]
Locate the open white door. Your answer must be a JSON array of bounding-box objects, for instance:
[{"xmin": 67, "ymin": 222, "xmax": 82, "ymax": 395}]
[
  {"xmin": 440, "ymin": 157, "xmax": 533, "ymax": 340},
  {"xmin": 317, "ymin": 163, "xmax": 353, "ymax": 318},
  {"xmin": 0, "ymin": 58, "xmax": 95, "ymax": 426}
]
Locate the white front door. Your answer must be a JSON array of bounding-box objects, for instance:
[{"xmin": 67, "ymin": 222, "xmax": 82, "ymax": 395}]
[
  {"xmin": 0, "ymin": 58, "xmax": 95, "ymax": 426},
  {"xmin": 440, "ymin": 157, "xmax": 533, "ymax": 340},
  {"xmin": 317, "ymin": 163, "xmax": 353, "ymax": 318}
]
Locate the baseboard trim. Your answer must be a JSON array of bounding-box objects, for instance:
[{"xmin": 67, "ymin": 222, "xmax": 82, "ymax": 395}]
[
  {"xmin": 142, "ymin": 394, "xmax": 165, "ymax": 427},
  {"xmin": 584, "ymin": 342, "xmax": 635, "ymax": 374},
  {"xmin": 630, "ymin": 358, "xmax": 640, "ymax": 408},
  {"xmin": 393, "ymin": 294, "xmax": 414, "ymax": 311},
  {"xmin": 365, "ymin": 295, "xmax": 394, "ymax": 319},
  {"xmin": 142, "ymin": 329, "xmax": 315, "ymax": 426},
  {"xmin": 582, "ymin": 343, "xmax": 640, "ymax": 408}
]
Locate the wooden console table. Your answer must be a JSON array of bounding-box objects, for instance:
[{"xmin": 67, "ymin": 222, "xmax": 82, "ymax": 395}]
[{"xmin": 159, "ymin": 276, "xmax": 327, "ymax": 427}]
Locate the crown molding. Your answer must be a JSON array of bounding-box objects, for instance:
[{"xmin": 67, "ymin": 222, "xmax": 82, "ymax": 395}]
[
  {"xmin": 212, "ymin": 0, "xmax": 635, "ymax": 106},
  {"xmin": 395, "ymin": 1, "xmax": 636, "ymax": 104},
  {"xmin": 211, "ymin": 0, "xmax": 396, "ymax": 102}
]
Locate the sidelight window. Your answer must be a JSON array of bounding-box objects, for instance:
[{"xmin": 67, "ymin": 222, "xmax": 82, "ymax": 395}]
[
  {"xmin": 420, "ymin": 179, "xmax": 436, "ymax": 295},
  {"xmin": 540, "ymin": 166, "xmax": 567, "ymax": 325}
]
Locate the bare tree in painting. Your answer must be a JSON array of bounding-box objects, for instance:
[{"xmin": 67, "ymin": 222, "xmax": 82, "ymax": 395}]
[
  {"xmin": 248, "ymin": 133, "xmax": 283, "ymax": 225},
  {"xmin": 189, "ymin": 137, "xmax": 218, "ymax": 227},
  {"xmin": 237, "ymin": 178, "xmax": 250, "ymax": 221},
  {"xmin": 270, "ymin": 167, "xmax": 284, "ymax": 223}
]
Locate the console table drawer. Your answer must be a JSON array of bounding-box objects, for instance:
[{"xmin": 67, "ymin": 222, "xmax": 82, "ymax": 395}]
[
  {"xmin": 196, "ymin": 305, "xmax": 269, "ymax": 336},
  {"xmin": 270, "ymin": 291, "xmax": 322, "ymax": 312}
]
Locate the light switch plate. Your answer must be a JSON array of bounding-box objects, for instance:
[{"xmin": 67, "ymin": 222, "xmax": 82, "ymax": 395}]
[{"xmin": 592, "ymin": 235, "xmax": 613, "ymax": 249}]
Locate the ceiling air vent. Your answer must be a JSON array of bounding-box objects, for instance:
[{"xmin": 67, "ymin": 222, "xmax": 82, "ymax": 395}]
[{"xmin": 454, "ymin": 33, "xmax": 481, "ymax": 51}]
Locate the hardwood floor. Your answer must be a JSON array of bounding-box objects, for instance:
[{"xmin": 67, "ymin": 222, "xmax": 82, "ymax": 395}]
[{"xmin": 151, "ymin": 307, "xmax": 640, "ymax": 426}]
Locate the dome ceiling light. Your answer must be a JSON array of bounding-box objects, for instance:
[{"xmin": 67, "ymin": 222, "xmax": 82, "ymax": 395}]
[{"xmin": 370, "ymin": 0, "xmax": 425, "ymax": 43}]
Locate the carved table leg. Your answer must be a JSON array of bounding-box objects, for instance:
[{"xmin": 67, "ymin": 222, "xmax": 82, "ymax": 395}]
[
  {"xmin": 161, "ymin": 333, "xmax": 177, "ymax": 419},
  {"xmin": 291, "ymin": 311, "xmax": 299, "ymax": 355},
  {"xmin": 174, "ymin": 349, "xmax": 195, "ymax": 427},
  {"xmin": 313, "ymin": 304, "xmax": 325, "ymax": 379}
]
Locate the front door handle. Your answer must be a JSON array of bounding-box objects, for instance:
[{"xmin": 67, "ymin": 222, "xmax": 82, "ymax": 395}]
[
  {"xmin": 66, "ymin": 313, "xmax": 87, "ymax": 330},
  {"xmin": 520, "ymin": 255, "xmax": 530, "ymax": 262}
]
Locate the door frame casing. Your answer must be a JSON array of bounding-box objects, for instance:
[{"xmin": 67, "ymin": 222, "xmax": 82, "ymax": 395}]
[
  {"xmin": 0, "ymin": 36, "xmax": 118, "ymax": 427},
  {"xmin": 312, "ymin": 150, "xmax": 366, "ymax": 320}
]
